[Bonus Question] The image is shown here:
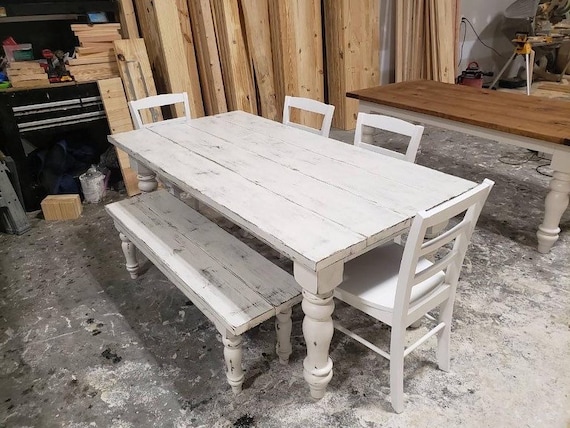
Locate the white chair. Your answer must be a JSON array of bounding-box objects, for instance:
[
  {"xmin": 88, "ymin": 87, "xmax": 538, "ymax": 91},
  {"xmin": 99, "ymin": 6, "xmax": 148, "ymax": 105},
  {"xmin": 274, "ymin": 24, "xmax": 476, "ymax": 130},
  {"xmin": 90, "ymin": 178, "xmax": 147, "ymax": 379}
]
[
  {"xmin": 334, "ymin": 179, "xmax": 494, "ymax": 413},
  {"xmin": 282, "ymin": 95, "xmax": 335, "ymax": 137},
  {"xmin": 354, "ymin": 112, "xmax": 424, "ymax": 163},
  {"xmin": 128, "ymin": 92, "xmax": 191, "ymax": 129}
]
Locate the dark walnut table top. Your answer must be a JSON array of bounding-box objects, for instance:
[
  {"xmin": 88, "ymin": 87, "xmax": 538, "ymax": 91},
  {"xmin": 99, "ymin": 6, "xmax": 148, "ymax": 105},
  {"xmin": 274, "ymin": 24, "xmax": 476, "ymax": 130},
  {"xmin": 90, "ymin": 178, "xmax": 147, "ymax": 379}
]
[{"xmin": 347, "ymin": 80, "xmax": 570, "ymax": 146}]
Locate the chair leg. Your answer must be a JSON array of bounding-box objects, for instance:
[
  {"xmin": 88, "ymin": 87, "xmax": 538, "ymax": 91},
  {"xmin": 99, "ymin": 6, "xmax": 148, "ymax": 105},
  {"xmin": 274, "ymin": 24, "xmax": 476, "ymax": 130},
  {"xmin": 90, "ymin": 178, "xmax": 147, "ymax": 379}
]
[
  {"xmin": 222, "ymin": 331, "xmax": 244, "ymax": 394},
  {"xmin": 436, "ymin": 300, "xmax": 453, "ymax": 372},
  {"xmin": 389, "ymin": 326, "xmax": 406, "ymax": 413},
  {"xmin": 119, "ymin": 232, "xmax": 139, "ymax": 279},
  {"xmin": 275, "ymin": 306, "xmax": 293, "ymax": 364}
]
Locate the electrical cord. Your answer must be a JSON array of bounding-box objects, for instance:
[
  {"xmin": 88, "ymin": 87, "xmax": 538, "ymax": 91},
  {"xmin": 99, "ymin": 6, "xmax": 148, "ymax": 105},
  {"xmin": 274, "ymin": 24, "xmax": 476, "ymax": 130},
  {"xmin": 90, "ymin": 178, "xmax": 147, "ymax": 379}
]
[
  {"xmin": 458, "ymin": 20, "xmax": 467, "ymax": 67},
  {"xmin": 536, "ymin": 163, "xmax": 553, "ymax": 177},
  {"xmin": 461, "ymin": 17, "xmax": 507, "ymax": 59},
  {"xmin": 498, "ymin": 150, "xmax": 553, "ymax": 177}
]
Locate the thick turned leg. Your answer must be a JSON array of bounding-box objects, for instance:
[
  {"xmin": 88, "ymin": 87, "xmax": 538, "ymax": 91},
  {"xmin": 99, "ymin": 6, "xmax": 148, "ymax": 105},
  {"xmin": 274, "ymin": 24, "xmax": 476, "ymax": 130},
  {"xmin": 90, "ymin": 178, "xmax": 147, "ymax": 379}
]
[
  {"xmin": 537, "ymin": 170, "xmax": 570, "ymax": 253},
  {"xmin": 302, "ymin": 290, "xmax": 334, "ymax": 399},
  {"xmin": 275, "ymin": 306, "xmax": 293, "ymax": 364},
  {"xmin": 222, "ymin": 331, "xmax": 244, "ymax": 394},
  {"xmin": 136, "ymin": 163, "xmax": 158, "ymax": 193},
  {"xmin": 119, "ymin": 232, "xmax": 139, "ymax": 279}
]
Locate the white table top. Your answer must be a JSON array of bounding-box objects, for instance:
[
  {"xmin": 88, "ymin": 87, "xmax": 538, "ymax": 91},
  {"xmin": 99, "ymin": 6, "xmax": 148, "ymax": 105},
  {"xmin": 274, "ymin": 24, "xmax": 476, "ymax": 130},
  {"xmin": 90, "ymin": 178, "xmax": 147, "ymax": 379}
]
[{"xmin": 109, "ymin": 110, "xmax": 476, "ymax": 272}]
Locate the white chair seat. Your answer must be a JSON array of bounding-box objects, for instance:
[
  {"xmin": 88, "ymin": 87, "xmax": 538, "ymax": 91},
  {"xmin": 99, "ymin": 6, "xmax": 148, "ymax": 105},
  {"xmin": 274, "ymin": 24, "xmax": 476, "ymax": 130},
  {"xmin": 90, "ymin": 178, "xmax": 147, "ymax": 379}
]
[{"xmin": 336, "ymin": 243, "xmax": 445, "ymax": 312}]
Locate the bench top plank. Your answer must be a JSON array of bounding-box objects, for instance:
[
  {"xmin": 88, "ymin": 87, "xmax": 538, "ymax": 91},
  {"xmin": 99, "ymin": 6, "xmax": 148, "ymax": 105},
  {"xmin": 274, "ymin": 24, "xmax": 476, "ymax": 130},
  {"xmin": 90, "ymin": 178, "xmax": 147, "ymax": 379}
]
[
  {"xmin": 106, "ymin": 190, "xmax": 301, "ymax": 335},
  {"xmin": 347, "ymin": 80, "xmax": 570, "ymax": 146}
]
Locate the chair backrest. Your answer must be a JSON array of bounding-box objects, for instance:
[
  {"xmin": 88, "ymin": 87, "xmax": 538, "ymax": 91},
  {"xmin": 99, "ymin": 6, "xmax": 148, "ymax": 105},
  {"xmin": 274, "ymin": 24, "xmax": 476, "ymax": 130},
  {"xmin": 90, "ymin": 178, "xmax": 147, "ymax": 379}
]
[
  {"xmin": 394, "ymin": 179, "xmax": 494, "ymax": 323},
  {"xmin": 128, "ymin": 92, "xmax": 191, "ymax": 129},
  {"xmin": 282, "ymin": 95, "xmax": 335, "ymax": 137},
  {"xmin": 354, "ymin": 112, "xmax": 424, "ymax": 162}
]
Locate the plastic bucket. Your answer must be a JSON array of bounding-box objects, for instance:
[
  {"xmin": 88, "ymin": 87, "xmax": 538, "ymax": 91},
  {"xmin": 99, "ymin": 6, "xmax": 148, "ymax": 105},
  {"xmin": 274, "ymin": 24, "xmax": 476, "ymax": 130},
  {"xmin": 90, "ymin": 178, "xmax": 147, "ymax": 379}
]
[{"xmin": 79, "ymin": 167, "xmax": 105, "ymax": 203}]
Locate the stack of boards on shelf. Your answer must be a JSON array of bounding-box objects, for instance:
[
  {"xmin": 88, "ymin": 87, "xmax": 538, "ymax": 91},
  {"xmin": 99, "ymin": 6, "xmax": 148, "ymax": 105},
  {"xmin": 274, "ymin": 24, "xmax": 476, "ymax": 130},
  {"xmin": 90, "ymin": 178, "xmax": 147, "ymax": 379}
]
[
  {"xmin": 67, "ymin": 23, "xmax": 121, "ymax": 82},
  {"xmin": 6, "ymin": 61, "xmax": 49, "ymax": 88}
]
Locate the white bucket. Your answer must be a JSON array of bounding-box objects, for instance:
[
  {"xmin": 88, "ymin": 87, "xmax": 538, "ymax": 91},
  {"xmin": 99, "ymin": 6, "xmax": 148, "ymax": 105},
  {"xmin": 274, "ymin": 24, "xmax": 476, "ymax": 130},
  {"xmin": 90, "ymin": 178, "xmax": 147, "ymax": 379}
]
[{"xmin": 79, "ymin": 166, "xmax": 105, "ymax": 203}]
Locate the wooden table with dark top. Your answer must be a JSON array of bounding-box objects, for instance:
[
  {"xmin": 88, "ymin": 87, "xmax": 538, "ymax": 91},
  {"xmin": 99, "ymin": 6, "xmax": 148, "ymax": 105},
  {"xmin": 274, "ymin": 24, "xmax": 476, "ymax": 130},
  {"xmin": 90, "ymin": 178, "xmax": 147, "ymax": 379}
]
[{"xmin": 348, "ymin": 80, "xmax": 570, "ymax": 254}]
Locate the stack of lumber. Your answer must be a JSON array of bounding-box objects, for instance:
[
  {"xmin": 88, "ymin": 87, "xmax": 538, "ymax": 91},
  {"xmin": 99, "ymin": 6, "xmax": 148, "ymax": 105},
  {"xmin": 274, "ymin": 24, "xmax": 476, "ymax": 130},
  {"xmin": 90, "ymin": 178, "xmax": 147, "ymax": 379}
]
[
  {"xmin": 129, "ymin": 0, "xmax": 378, "ymax": 129},
  {"xmin": 6, "ymin": 61, "xmax": 49, "ymax": 89},
  {"xmin": 395, "ymin": 0, "xmax": 458, "ymax": 83},
  {"xmin": 67, "ymin": 23, "xmax": 121, "ymax": 82}
]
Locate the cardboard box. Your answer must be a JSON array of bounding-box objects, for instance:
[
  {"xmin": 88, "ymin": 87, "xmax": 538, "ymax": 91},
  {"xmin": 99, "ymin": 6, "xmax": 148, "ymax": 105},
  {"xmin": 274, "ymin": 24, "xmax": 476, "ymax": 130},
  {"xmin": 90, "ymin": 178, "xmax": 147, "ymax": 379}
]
[{"xmin": 41, "ymin": 195, "xmax": 83, "ymax": 220}]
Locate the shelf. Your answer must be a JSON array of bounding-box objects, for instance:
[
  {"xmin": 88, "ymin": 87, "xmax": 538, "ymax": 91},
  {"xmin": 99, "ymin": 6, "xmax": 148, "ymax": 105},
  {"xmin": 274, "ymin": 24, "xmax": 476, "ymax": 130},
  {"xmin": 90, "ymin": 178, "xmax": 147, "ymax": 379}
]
[{"xmin": 0, "ymin": 14, "xmax": 80, "ymax": 23}]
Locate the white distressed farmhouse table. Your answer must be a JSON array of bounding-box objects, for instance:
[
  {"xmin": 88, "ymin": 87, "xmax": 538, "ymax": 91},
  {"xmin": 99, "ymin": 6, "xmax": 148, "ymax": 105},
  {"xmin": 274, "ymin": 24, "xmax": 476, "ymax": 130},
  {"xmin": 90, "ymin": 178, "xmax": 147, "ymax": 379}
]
[
  {"xmin": 348, "ymin": 80, "xmax": 570, "ymax": 253},
  {"xmin": 108, "ymin": 110, "xmax": 476, "ymax": 399}
]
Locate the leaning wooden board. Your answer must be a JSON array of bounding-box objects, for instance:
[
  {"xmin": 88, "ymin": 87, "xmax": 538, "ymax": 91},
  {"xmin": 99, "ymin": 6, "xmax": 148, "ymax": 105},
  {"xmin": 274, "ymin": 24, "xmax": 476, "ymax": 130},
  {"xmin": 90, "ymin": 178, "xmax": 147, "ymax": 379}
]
[
  {"xmin": 347, "ymin": 80, "xmax": 570, "ymax": 145},
  {"xmin": 98, "ymin": 78, "xmax": 140, "ymax": 197}
]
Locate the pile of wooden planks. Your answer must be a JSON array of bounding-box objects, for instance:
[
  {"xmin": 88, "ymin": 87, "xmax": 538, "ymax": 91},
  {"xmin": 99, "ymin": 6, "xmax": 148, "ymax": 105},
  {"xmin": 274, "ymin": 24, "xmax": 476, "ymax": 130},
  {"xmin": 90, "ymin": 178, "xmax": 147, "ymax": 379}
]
[
  {"xmin": 126, "ymin": 0, "xmax": 380, "ymax": 129},
  {"xmin": 395, "ymin": 0, "xmax": 459, "ymax": 83},
  {"xmin": 67, "ymin": 23, "xmax": 121, "ymax": 82},
  {"xmin": 6, "ymin": 61, "xmax": 49, "ymax": 88}
]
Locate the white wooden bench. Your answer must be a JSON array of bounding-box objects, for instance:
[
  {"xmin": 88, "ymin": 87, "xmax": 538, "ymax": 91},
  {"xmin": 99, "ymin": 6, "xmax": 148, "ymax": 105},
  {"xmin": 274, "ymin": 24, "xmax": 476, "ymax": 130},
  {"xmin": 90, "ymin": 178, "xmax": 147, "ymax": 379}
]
[{"xmin": 105, "ymin": 190, "xmax": 302, "ymax": 393}]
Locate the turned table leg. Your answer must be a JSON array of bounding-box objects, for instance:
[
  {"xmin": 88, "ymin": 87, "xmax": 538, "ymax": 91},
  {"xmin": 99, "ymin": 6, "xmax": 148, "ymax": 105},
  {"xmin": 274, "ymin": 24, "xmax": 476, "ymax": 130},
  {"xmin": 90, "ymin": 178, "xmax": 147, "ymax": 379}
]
[
  {"xmin": 135, "ymin": 162, "xmax": 158, "ymax": 193},
  {"xmin": 275, "ymin": 306, "xmax": 293, "ymax": 364},
  {"xmin": 537, "ymin": 151, "xmax": 570, "ymax": 253},
  {"xmin": 293, "ymin": 262, "xmax": 343, "ymax": 400},
  {"xmin": 119, "ymin": 232, "xmax": 139, "ymax": 279},
  {"xmin": 301, "ymin": 290, "xmax": 335, "ymax": 399},
  {"xmin": 222, "ymin": 331, "xmax": 244, "ymax": 394},
  {"xmin": 537, "ymin": 170, "xmax": 570, "ymax": 253}
]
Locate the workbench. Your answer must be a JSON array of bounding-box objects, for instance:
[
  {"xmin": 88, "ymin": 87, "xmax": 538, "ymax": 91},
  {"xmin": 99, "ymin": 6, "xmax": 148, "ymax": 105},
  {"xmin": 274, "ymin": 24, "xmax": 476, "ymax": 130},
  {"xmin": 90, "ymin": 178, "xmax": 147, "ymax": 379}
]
[{"xmin": 347, "ymin": 80, "xmax": 570, "ymax": 253}]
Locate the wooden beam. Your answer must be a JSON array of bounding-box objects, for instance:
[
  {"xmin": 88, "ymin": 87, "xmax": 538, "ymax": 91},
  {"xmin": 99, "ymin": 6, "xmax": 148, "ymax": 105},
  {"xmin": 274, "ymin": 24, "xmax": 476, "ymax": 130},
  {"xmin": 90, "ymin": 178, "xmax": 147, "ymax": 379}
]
[
  {"xmin": 324, "ymin": 0, "xmax": 380, "ymax": 130},
  {"xmin": 269, "ymin": 0, "xmax": 324, "ymax": 127},
  {"xmin": 187, "ymin": 0, "xmax": 228, "ymax": 115},
  {"xmin": 113, "ymin": 38, "xmax": 162, "ymax": 125},
  {"xmin": 210, "ymin": 0, "xmax": 257, "ymax": 114},
  {"xmin": 97, "ymin": 78, "xmax": 140, "ymax": 197},
  {"xmin": 151, "ymin": 0, "xmax": 205, "ymax": 117},
  {"xmin": 118, "ymin": 0, "xmax": 139, "ymax": 38},
  {"xmin": 241, "ymin": 0, "xmax": 278, "ymax": 121},
  {"xmin": 132, "ymin": 0, "xmax": 168, "ymax": 95}
]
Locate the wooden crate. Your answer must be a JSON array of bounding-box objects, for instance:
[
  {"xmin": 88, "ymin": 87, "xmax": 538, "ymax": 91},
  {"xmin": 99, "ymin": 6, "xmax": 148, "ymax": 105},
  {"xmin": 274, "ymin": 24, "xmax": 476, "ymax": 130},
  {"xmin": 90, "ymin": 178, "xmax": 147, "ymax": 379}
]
[{"xmin": 41, "ymin": 195, "xmax": 83, "ymax": 220}]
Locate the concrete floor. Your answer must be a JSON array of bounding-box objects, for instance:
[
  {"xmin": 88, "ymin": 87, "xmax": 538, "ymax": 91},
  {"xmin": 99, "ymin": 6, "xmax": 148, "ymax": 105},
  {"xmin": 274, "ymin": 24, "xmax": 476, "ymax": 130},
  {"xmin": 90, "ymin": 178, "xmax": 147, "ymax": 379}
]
[{"xmin": 1, "ymin": 125, "xmax": 569, "ymax": 428}]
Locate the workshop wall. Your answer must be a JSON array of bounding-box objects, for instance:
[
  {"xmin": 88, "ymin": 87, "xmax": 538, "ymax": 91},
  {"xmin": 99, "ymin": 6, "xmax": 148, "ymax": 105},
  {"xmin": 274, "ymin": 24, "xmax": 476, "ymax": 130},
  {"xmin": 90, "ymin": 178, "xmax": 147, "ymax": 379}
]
[{"xmin": 459, "ymin": 0, "xmax": 520, "ymax": 80}]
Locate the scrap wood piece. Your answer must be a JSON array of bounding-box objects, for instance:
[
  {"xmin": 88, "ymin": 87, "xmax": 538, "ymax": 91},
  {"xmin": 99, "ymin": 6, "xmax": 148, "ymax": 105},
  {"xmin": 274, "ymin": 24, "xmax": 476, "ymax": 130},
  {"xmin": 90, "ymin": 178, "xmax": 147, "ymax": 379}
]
[
  {"xmin": 241, "ymin": 0, "xmax": 278, "ymax": 121},
  {"xmin": 211, "ymin": 0, "xmax": 257, "ymax": 114},
  {"xmin": 97, "ymin": 78, "xmax": 140, "ymax": 197},
  {"xmin": 324, "ymin": 0, "xmax": 380, "ymax": 130},
  {"xmin": 538, "ymin": 83, "xmax": 570, "ymax": 93},
  {"xmin": 187, "ymin": 0, "xmax": 227, "ymax": 115}
]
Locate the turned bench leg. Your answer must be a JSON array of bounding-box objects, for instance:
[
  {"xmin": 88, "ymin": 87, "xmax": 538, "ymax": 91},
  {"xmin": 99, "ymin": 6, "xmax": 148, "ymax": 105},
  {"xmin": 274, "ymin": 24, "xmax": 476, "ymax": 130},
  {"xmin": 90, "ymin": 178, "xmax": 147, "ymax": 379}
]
[
  {"xmin": 275, "ymin": 307, "xmax": 293, "ymax": 364},
  {"xmin": 119, "ymin": 232, "xmax": 139, "ymax": 279},
  {"xmin": 222, "ymin": 331, "xmax": 244, "ymax": 394}
]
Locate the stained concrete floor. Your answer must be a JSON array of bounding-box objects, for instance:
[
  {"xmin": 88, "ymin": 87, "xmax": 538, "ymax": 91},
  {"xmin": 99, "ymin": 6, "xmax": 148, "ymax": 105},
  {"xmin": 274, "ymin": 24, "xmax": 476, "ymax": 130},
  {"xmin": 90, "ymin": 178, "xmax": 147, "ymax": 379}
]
[{"xmin": 1, "ymin": 125, "xmax": 569, "ymax": 428}]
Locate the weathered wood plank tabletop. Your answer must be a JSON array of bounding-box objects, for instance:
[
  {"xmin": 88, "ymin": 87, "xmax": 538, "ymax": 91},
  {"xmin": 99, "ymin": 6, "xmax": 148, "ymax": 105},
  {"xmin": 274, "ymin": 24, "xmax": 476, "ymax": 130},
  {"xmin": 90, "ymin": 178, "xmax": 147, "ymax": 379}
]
[{"xmin": 108, "ymin": 110, "xmax": 477, "ymax": 400}]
